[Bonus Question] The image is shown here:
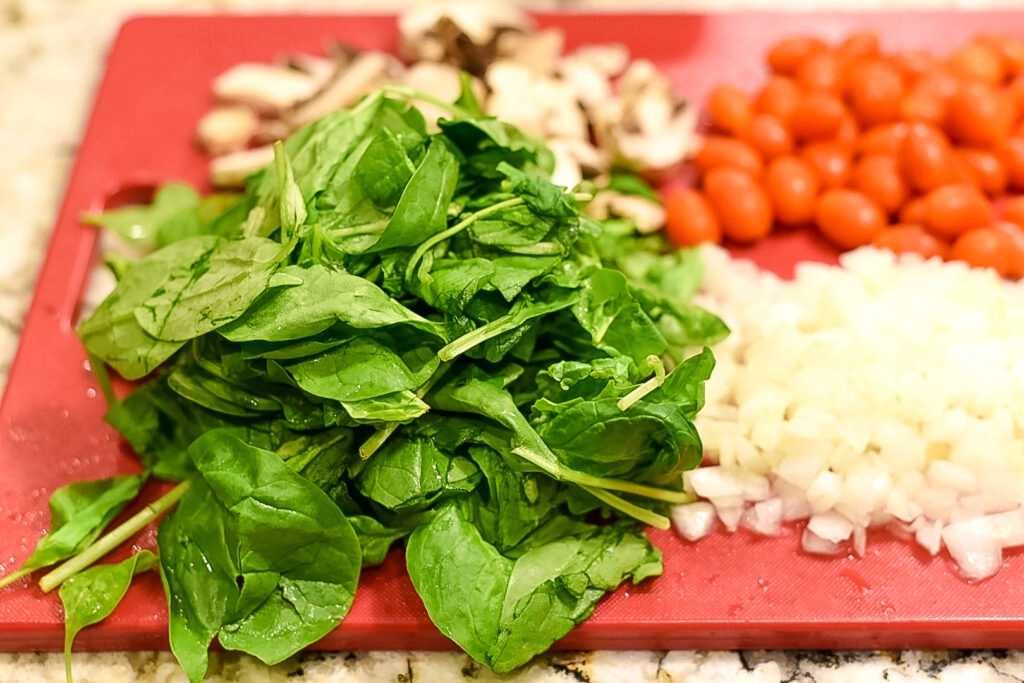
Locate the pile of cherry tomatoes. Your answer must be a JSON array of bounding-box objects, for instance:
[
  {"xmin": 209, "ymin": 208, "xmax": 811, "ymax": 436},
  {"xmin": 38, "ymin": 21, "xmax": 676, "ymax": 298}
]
[{"xmin": 664, "ymin": 31, "xmax": 1024, "ymax": 278}]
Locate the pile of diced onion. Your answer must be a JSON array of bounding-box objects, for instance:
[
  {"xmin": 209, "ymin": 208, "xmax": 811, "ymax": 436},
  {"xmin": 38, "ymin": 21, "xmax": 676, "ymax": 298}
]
[{"xmin": 675, "ymin": 246, "xmax": 1024, "ymax": 581}]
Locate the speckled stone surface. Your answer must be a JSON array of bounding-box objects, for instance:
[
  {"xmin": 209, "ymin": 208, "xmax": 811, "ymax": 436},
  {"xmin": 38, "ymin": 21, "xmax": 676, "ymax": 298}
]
[{"xmin": 1, "ymin": 1, "xmax": 1024, "ymax": 681}]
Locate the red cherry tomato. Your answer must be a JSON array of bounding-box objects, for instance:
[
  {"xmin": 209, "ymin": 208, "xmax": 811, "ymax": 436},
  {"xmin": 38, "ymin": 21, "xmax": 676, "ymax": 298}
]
[
  {"xmin": 815, "ymin": 189, "xmax": 887, "ymax": 249},
  {"xmin": 694, "ymin": 136, "xmax": 764, "ymax": 178},
  {"xmin": 663, "ymin": 189, "xmax": 722, "ymax": 247},
  {"xmin": 703, "ymin": 167, "xmax": 774, "ymax": 244},
  {"xmin": 765, "ymin": 155, "xmax": 820, "ymax": 225},
  {"xmin": 949, "ymin": 227, "xmax": 1014, "ymax": 276},
  {"xmin": 852, "ymin": 154, "xmax": 909, "ymax": 215},
  {"xmin": 708, "ymin": 84, "xmax": 755, "ymax": 136},
  {"xmin": 871, "ymin": 224, "xmax": 949, "ymax": 259},
  {"xmin": 899, "ymin": 123, "xmax": 960, "ymax": 193},
  {"xmin": 922, "ymin": 184, "xmax": 993, "ymax": 239}
]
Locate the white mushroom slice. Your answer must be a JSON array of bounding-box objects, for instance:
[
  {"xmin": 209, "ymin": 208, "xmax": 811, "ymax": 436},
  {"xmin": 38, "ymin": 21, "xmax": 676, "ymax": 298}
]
[
  {"xmin": 569, "ymin": 43, "xmax": 630, "ymax": 78},
  {"xmin": 288, "ymin": 52, "xmax": 402, "ymax": 127},
  {"xmin": 195, "ymin": 105, "xmax": 259, "ymax": 156},
  {"xmin": 495, "ymin": 28, "xmax": 564, "ymax": 74},
  {"xmin": 585, "ymin": 190, "xmax": 666, "ymax": 234},
  {"xmin": 557, "ymin": 57, "xmax": 614, "ymax": 111},
  {"xmin": 486, "ymin": 61, "xmax": 589, "ymax": 141},
  {"xmin": 252, "ymin": 119, "xmax": 294, "ymax": 146},
  {"xmin": 213, "ymin": 63, "xmax": 321, "ymax": 112},
  {"xmin": 285, "ymin": 53, "xmax": 340, "ymax": 90},
  {"xmin": 598, "ymin": 60, "xmax": 699, "ymax": 174},
  {"xmin": 210, "ymin": 145, "xmax": 275, "ymax": 188}
]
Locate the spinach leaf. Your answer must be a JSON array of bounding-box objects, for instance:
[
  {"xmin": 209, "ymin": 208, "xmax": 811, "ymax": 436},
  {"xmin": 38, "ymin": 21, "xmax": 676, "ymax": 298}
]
[
  {"xmin": 158, "ymin": 430, "xmax": 361, "ymax": 682},
  {"xmin": 407, "ymin": 504, "xmax": 661, "ymax": 674},
  {"xmin": 0, "ymin": 474, "xmax": 146, "ymax": 589},
  {"xmin": 136, "ymin": 236, "xmax": 285, "ymax": 343},
  {"xmin": 355, "ymin": 435, "xmax": 480, "ymax": 512},
  {"xmin": 83, "ymin": 183, "xmax": 200, "ymax": 248},
  {"xmin": 60, "ymin": 550, "xmax": 158, "ymax": 682},
  {"xmin": 219, "ymin": 264, "xmax": 445, "ymax": 342},
  {"xmin": 367, "ymin": 135, "xmax": 460, "ymax": 253}
]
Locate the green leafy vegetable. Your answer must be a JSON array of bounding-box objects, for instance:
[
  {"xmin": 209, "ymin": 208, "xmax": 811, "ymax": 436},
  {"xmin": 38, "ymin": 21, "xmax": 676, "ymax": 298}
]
[
  {"xmin": 19, "ymin": 86, "xmax": 729, "ymax": 675},
  {"xmin": 0, "ymin": 474, "xmax": 146, "ymax": 589},
  {"xmin": 60, "ymin": 550, "xmax": 158, "ymax": 683}
]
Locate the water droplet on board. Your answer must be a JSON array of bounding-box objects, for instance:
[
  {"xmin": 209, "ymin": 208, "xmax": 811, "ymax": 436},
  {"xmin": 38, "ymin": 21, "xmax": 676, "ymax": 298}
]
[{"xmin": 86, "ymin": 387, "xmax": 97, "ymax": 399}]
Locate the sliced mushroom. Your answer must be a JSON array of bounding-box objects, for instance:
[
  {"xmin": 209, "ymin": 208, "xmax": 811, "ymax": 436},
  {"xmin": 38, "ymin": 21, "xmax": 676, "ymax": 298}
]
[
  {"xmin": 548, "ymin": 138, "xmax": 607, "ymax": 189},
  {"xmin": 597, "ymin": 60, "xmax": 699, "ymax": 175},
  {"xmin": 568, "ymin": 43, "xmax": 630, "ymax": 78},
  {"xmin": 287, "ymin": 52, "xmax": 404, "ymax": 127},
  {"xmin": 212, "ymin": 63, "xmax": 321, "ymax": 113},
  {"xmin": 402, "ymin": 61, "xmax": 465, "ymax": 126},
  {"xmin": 195, "ymin": 105, "xmax": 260, "ymax": 156},
  {"xmin": 210, "ymin": 145, "xmax": 276, "ymax": 188},
  {"xmin": 398, "ymin": 1, "xmax": 532, "ymax": 76},
  {"xmin": 486, "ymin": 61, "xmax": 588, "ymax": 141},
  {"xmin": 495, "ymin": 28, "xmax": 564, "ymax": 74},
  {"xmin": 585, "ymin": 190, "xmax": 667, "ymax": 234}
]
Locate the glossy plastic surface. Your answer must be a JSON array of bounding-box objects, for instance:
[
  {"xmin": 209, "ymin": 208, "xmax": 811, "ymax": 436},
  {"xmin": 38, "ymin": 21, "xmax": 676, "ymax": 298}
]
[{"xmin": 2, "ymin": 12, "xmax": 1023, "ymax": 652}]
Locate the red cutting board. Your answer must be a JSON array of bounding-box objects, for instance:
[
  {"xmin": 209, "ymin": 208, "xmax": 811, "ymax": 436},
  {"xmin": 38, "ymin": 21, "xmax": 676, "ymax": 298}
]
[{"xmin": 2, "ymin": 12, "xmax": 1024, "ymax": 654}]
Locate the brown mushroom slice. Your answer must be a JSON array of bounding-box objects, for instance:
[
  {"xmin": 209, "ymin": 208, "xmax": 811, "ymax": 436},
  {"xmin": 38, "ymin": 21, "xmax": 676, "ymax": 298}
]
[
  {"xmin": 210, "ymin": 145, "xmax": 276, "ymax": 188},
  {"xmin": 284, "ymin": 53, "xmax": 341, "ymax": 91},
  {"xmin": 287, "ymin": 52, "xmax": 403, "ymax": 128},
  {"xmin": 196, "ymin": 105, "xmax": 260, "ymax": 156},
  {"xmin": 212, "ymin": 63, "xmax": 321, "ymax": 113},
  {"xmin": 585, "ymin": 190, "xmax": 667, "ymax": 234},
  {"xmin": 398, "ymin": 1, "xmax": 532, "ymax": 75}
]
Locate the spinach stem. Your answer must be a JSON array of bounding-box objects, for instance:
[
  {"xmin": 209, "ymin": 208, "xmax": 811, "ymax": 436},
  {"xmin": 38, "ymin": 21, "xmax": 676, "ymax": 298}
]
[
  {"xmin": 380, "ymin": 84, "xmax": 473, "ymax": 121},
  {"xmin": 510, "ymin": 446, "xmax": 691, "ymax": 505},
  {"xmin": 87, "ymin": 352, "xmax": 117, "ymax": 407},
  {"xmin": 38, "ymin": 481, "xmax": 191, "ymax": 593},
  {"xmin": 437, "ymin": 308, "xmax": 523, "ymax": 362},
  {"xmin": 616, "ymin": 355, "xmax": 666, "ymax": 411},
  {"xmin": 405, "ymin": 197, "xmax": 524, "ymax": 285},
  {"xmin": 582, "ymin": 486, "xmax": 671, "ymax": 530},
  {"xmin": 0, "ymin": 567, "xmax": 33, "ymax": 591}
]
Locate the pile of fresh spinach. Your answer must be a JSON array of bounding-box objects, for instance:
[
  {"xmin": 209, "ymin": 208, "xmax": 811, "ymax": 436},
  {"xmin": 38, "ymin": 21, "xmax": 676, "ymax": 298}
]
[{"xmin": 3, "ymin": 83, "xmax": 727, "ymax": 681}]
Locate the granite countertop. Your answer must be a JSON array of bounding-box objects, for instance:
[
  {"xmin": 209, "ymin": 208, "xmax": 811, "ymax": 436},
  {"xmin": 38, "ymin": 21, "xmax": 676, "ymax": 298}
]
[{"xmin": 2, "ymin": 1, "xmax": 1024, "ymax": 681}]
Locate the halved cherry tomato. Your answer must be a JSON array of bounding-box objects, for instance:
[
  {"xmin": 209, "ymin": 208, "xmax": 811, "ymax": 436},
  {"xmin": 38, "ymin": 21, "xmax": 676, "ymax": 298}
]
[
  {"xmin": 922, "ymin": 184, "xmax": 993, "ymax": 238},
  {"xmin": 871, "ymin": 224, "xmax": 948, "ymax": 259},
  {"xmin": 703, "ymin": 167, "xmax": 774, "ymax": 243},
  {"xmin": 949, "ymin": 227, "xmax": 1014, "ymax": 276},
  {"xmin": 852, "ymin": 154, "xmax": 909, "ymax": 215},
  {"xmin": 694, "ymin": 136, "xmax": 764, "ymax": 177},
  {"xmin": 815, "ymin": 189, "xmax": 887, "ymax": 249},
  {"xmin": 708, "ymin": 84, "xmax": 755, "ymax": 135},
  {"xmin": 765, "ymin": 155, "xmax": 820, "ymax": 225},
  {"xmin": 663, "ymin": 189, "xmax": 722, "ymax": 247}
]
